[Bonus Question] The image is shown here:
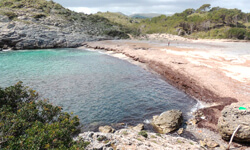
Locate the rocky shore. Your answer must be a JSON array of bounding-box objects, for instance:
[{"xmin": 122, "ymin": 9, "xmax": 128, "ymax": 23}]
[
  {"xmin": 77, "ymin": 127, "xmax": 202, "ymax": 150},
  {"xmin": 80, "ymin": 38, "xmax": 250, "ymax": 149},
  {"xmin": 82, "ymin": 39, "xmax": 249, "ymax": 130},
  {"xmin": 75, "ymin": 105, "xmax": 249, "ymax": 150}
]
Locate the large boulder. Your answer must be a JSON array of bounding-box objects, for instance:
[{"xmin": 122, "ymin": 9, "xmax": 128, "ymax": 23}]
[
  {"xmin": 152, "ymin": 110, "xmax": 183, "ymax": 133},
  {"xmin": 218, "ymin": 102, "xmax": 250, "ymax": 143}
]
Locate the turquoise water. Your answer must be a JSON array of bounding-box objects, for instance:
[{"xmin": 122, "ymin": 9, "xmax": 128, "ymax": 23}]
[{"xmin": 0, "ymin": 49, "xmax": 197, "ymax": 130}]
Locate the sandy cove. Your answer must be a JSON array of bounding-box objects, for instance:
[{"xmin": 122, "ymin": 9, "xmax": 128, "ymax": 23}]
[{"xmin": 81, "ymin": 37, "xmax": 250, "ymax": 132}]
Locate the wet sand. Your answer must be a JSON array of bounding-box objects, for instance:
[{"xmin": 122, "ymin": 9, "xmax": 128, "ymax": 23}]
[{"xmin": 81, "ymin": 38, "xmax": 250, "ymax": 133}]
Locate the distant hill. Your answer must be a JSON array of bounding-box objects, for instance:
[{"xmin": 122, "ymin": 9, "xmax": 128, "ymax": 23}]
[{"xmin": 130, "ymin": 13, "xmax": 163, "ymax": 19}]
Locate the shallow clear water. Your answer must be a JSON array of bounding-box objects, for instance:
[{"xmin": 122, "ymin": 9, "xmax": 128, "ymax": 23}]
[{"xmin": 0, "ymin": 48, "xmax": 197, "ymax": 130}]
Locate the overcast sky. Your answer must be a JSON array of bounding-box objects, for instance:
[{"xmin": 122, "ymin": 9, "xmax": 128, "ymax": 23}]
[{"xmin": 53, "ymin": 0, "xmax": 249, "ymax": 15}]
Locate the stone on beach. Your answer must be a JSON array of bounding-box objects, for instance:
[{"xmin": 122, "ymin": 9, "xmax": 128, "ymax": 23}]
[
  {"xmin": 152, "ymin": 109, "xmax": 183, "ymax": 134},
  {"xmin": 218, "ymin": 102, "xmax": 250, "ymax": 143}
]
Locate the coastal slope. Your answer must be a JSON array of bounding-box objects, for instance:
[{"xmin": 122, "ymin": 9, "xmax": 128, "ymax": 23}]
[{"xmin": 0, "ymin": 0, "xmax": 129, "ymax": 50}]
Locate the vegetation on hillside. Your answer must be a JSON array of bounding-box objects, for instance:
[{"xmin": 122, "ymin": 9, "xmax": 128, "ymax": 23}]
[
  {"xmin": 0, "ymin": 82, "xmax": 88, "ymax": 149},
  {"xmin": 97, "ymin": 4, "xmax": 250, "ymax": 40},
  {"xmin": 95, "ymin": 12, "xmax": 141, "ymax": 36}
]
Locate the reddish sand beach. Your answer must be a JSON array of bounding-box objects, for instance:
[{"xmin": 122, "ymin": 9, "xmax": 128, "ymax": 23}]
[{"xmin": 82, "ymin": 36, "xmax": 250, "ymax": 132}]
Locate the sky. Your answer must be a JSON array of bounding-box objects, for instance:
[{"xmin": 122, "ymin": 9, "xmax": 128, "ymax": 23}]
[{"xmin": 53, "ymin": 0, "xmax": 249, "ymax": 15}]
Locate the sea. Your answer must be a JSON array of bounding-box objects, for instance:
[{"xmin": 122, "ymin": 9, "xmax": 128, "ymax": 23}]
[{"xmin": 0, "ymin": 48, "xmax": 197, "ymax": 131}]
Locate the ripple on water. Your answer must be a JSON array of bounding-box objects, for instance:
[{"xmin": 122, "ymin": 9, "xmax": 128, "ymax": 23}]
[{"xmin": 0, "ymin": 48, "xmax": 197, "ymax": 131}]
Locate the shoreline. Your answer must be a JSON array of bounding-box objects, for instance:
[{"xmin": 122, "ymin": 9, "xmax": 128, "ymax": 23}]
[
  {"xmin": 80, "ymin": 38, "xmax": 250, "ymax": 146},
  {"xmin": 1, "ymin": 38, "xmax": 249, "ymax": 148}
]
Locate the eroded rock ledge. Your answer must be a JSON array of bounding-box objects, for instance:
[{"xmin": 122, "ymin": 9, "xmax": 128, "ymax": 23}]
[{"xmin": 77, "ymin": 128, "xmax": 201, "ymax": 150}]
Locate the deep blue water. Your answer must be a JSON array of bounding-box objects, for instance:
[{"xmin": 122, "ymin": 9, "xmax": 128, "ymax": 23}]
[{"xmin": 0, "ymin": 48, "xmax": 197, "ymax": 130}]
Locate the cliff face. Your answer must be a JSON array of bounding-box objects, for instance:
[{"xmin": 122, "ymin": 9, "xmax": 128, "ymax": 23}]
[{"xmin": 0, "ymin": 0, "xmax": 129, "ymax": 50}]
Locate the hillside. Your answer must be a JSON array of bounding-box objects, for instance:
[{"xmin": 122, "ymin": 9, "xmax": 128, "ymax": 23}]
[
  {"xmin": 96, "ymin": 4, "xmax": 250, "ymax": 40},
  {"xmin": 95, "ymin": 12, "xmax": 141, "ymax": 36},
  {"xmin": 0, "ymin": 0, "xmax": 129, "ymax": 50},
  {"xmin": 138, "ymin": 4, "xmax": 250, "ymax": 39}
]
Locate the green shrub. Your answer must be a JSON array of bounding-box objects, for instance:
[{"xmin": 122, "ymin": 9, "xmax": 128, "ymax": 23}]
[
  {"xmin": 226, "ymin": 27, "xmax": 246, "ymax": 39},
  {"xmin": 33, "ymin": 13, "xmax": 47, "ymax": 19},
  {"xmin": 0, "ymin": 1, "xmax": 13, "ymax": 7},
  {"xmin": 0, "ymin": 82, "xmax": 87, "ymax": 149},
  {"xmin": 138, "ymin": 130, "xmax": 148, "ymax": 138},
  {"xmin": 105, "ymin": 30, "xmax": 129, "ymax": 39},
  {"xmin": 245, "ymin": 31, "xmax": 250, "ymax": 40},
  {"xmin": 97, "ymin": 135, "xmax": 107, "ymax": 141}
]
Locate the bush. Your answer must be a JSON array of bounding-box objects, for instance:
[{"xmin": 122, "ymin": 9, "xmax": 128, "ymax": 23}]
[
  {"xmin": 226, "ymin": 27, "xmax": 246, "ymax": 39},
  {"xmin": 0, "ymin": 82, "xmax": 87, "ymax": 149},
  {"xmin": 138, "ymin": 130, "xmax": 148, "ymax": 138},
  {"xmin": 0, "ymin": 1, "xmax": 13, "ymax": 7},
  {"xmin": 33, "ymin": 13, "xmax": 47, "ymax": 19},
  {"xmin": 105, "ymin": 30, "xmax": 129, "ymax": 39},
  {"xmin": 244, "ymin": 31, "xmax": 250, "ymax": 40}
]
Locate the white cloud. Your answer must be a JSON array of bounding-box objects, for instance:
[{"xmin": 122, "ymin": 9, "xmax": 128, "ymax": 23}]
[
  {"xmin": 56, "ymin": 0, "xmax": 250, "ymax": 15},
  {"xmin": 67, "ymin": 7, "xmax": 100, "ymax": 14}
]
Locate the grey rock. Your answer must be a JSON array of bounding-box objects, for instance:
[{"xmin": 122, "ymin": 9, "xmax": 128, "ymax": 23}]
[
  {"xmin": 90, "ymin": 141, "xmax": 105, "ymax": 150},
  {"xmin": 7, "ymin": 23, "xmax": 15, "ymax": 29},
  {"xmin": 152, "ymin": 109, "xmax": 183, "ymax": 133},
  {"xmin": 0, "ymin": 15, "xmax": 10, "ymax": 22},
  {"xmin": 199, "ymin": 139, "xmax": 219, "ymax": 148},
  {"xmin": 206, "ymin": 140, "xmax": 219, "ymax": 148},
  {"xmin": 177, "ymin": 128, "xmax": 184, "ymax": 135},
  {"xmin": 104, "ymin": 147, "xmax": 113, "ymax": 150},
  {"xmin": 218, "ymin": 102, "xmax": 250, "ymax": 143}
]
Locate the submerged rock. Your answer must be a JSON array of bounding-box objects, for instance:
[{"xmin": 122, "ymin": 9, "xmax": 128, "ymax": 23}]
[
  {"xmin": 152, "ymin": 109, "xmax": 183, "ymax": 133},
  {"xmin": 218, "ymin": 102, "xmax": 250, "ymax": 143}
]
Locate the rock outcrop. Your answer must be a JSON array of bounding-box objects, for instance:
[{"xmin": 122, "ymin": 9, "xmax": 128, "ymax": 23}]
[
  {"xmin": 77, "ymin": 128, "xmax": 201, "ymax": 150},
  {"xmin": 218, "ymin": 102, "xmax": 250, "ymax": 143},
  {"xmin": 152, "ymin": 110, "xmax": 183, "ymax": 133},
  {"xmin": 99, "ymin": 125, "xmax": 115, "ymax": 133},
  {"xmin": 0, "ymin": 0, "xmax": 128, "ymax": 50},
  {"xmin": 133, "ymin": 123, "xmax": 144, "ymax": 131}
]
